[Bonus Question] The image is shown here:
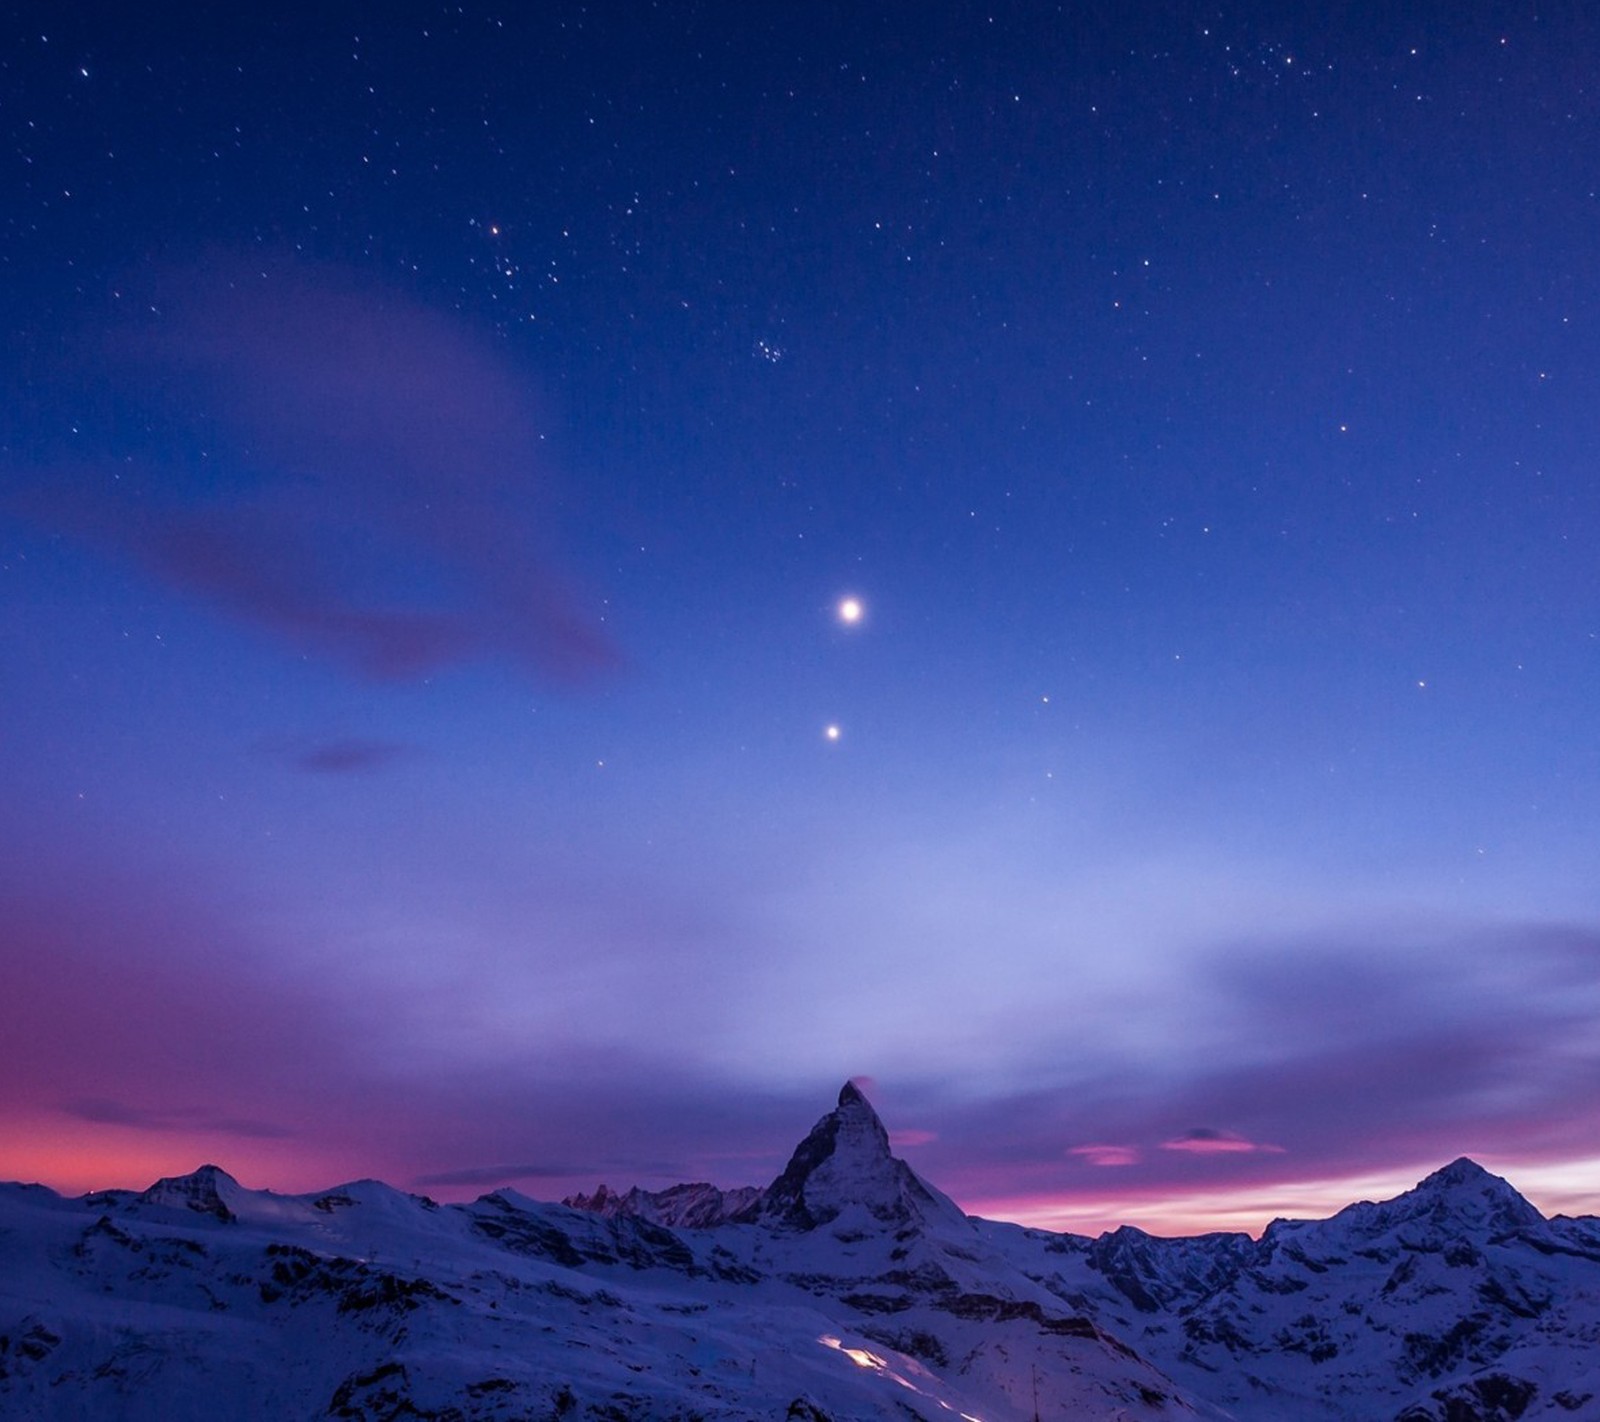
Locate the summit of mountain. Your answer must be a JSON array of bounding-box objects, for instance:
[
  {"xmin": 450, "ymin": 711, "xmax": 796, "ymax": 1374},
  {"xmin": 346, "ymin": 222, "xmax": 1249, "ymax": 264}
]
[{"xmin": 756, "ymin": 1080, "xmax": 970, "ymax": 1233}]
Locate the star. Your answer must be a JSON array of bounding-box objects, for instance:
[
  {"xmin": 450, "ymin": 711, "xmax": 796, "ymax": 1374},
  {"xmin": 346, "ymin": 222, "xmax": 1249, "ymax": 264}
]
[
  {"xmin": 837, "ymin": 596, "xmax": 864, "ymax": 625},
  {"xmin": 824, "ymin": 724, "xmax": 841, "ymax": 741}
]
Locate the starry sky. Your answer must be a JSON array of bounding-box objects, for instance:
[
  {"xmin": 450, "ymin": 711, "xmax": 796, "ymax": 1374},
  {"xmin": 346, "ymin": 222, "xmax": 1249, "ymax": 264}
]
[{"xmin": 3, "ymin": 1, "xmax": 1599, "ymax": 1235}]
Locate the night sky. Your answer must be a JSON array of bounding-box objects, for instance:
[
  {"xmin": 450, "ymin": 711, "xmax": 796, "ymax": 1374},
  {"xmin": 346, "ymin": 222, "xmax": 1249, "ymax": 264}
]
[{"xmin": 4, "ymin": 1, "xmax": 1598, "ymax": 1235}]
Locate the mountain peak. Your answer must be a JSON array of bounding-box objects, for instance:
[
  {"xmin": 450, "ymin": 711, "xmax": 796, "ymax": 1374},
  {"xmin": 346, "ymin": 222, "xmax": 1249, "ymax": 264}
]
[
  {"xmin": 1315, "ymin": 1155, "xmax": 1545, "ymax": 1246},
  {"xmin": 135, "ymin": 1164, "xmax": 242, "ymax": 1222},
  {"xmin": 759, "ymin": 1081, "xmax": 966, "ymax": 1232},
  {"xmin": 837, "ymin": 1079, "xmax": 870, "ymax": 1110},
  {"xmin": 1409, "ymin": 1156, "xmax": 1544, "ymax": 1231},
  {"xmin": 1423, "ymin": 1156, "xmax": 1498, "ymax": 1188}
]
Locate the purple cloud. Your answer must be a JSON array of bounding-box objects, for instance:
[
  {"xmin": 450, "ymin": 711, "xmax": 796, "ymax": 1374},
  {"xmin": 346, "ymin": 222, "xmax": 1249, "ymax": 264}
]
[
  {"xmin": 292, "ymin": 739, "xmax": 414, "ymax": 774},
  {"xmin": 1161, "ymin": 1129, "xmax": 1284, "ymax": 1156},
  {"xmin": 12, "ymin": 257, "xmax": 620, "ymax": 684},
  {"xmin": 64, "ymin": 1100, "xmax": 295, "ymax": 1140},
  {"xmin": 251, "ymin": 734, "xmax": 417, "ymax": 773},
  {"xmin": 1069, "ymin": 1144, "xmax": 1141, "ymax": 1167},
  {"xmin": 0, "ymin": 848, "xmax": 814, "ymax": 1198},
  {"xmin": 4, "ymin": 833, "xmax": 1597, "ymax": 1234},
  {"xmin": 411, "ymin": 1163, "xmax": 594, "ymax": 1189},
  {"xmin": 884, "ymin": 922, "xmax": 1600, "ymax": 1223}
]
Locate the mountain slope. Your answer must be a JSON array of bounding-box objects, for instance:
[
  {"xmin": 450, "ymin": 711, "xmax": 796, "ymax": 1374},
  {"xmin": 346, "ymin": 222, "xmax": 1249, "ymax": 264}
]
[
  {"xmin": 981, "ymin": 1157, "xmax": 1600, "ymax": 1421},
  {"xmin": 3, "ymin": 1085, "xmax": 1598, "ymax": 1421}
]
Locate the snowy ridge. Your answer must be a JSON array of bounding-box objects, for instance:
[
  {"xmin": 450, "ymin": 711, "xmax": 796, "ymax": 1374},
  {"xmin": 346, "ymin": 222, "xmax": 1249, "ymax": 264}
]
[
  {"xmin": 980, "ymin": 1154, "xmax": 1600, "ymax": 1421},
  {"xmin": 561, "ymin": 1180, "xmax": 764, "ymax": 1229},
  {"xmin": 3, "ymin": 1085, "xmax": 1599, "ymax": 1421},
  {"xmin": 1303, "ymin": 1157, "xmax": 1548, "ymax": 1246}
]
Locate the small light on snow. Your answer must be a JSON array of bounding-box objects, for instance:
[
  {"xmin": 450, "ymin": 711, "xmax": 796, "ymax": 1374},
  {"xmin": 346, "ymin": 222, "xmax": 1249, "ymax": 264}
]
[{"xmin": 818, "ymin": 1336, "xmax": 886, "ymax": 1372}]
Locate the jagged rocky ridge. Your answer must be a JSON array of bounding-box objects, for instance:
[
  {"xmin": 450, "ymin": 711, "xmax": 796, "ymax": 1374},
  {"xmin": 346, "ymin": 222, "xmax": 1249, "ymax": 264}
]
[{"xmin": 1, "ymin": 1083, "xmax": 1597, "ymax": 1420}]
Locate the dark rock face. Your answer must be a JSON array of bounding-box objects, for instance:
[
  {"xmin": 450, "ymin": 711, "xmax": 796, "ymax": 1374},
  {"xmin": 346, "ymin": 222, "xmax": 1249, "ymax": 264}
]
[
  {"xmin": 257, "ymin": 1243, "xmax": 458, "ymax": 1317},
  {"xmin": 1395, "ymin": 1370, "xmax": 1540, "ymax": 1422},
  {"xmin": 1085, "ymin": 1225, "xmax": 1255, "ymax": 1314},
  {"xmin": 0, "ymin": 1320, "xmax": 62, "ymax": 1382},
  {"xmin": 471, "ymin": 1193, "xmax": 704, "ymax": 1275},
  {"xmin": 563, "ymin": 1180, "xmax": 764, "ymax": 1229}
]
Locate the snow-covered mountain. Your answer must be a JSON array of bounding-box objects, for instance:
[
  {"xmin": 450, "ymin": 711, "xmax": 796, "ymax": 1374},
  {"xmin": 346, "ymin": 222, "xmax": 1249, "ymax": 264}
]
[
  {"xmin": 980, "ymin": 1153, "xmax": 1600, "ymax": 1421},
  {"xmin": 2, "ymin": 1084, "xmax": 1597, "ymax": 1420}
]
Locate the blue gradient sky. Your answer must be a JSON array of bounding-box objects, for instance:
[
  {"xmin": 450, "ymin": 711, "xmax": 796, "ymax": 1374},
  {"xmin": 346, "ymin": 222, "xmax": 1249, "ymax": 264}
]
[{"xmin": 3, "ymin": 1, "xmax": 1598, "ymax": 1233}]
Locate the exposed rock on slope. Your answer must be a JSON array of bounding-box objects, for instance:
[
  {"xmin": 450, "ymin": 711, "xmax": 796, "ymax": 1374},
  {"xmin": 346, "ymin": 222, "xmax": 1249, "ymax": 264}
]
[{"xmin": 562, "ymin": 1180, "xmax": 764, "ymax": 1229}]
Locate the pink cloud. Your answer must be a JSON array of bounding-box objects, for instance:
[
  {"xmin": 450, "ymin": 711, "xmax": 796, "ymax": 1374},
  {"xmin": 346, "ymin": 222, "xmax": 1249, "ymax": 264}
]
[
  {"xmin": 874, "ymin": 923, "xmax": 1600, "ymax": 1231},
  {"xmin": 0, "ymin": 847, "xmax": 816, "ymax": 1200},
  {"xmin": 1069, "ymin": 1144, "xmax": 1141, "ymax": 1167},
  {"xmin": 1161, "ymin": 1129, "xmax": 1285, "ymax": 1156},
  {"xmin": 889, "ymin": 1128, "xmax": 938, "ymax": 1149},
  {"xmin": 4, "ymin": 840, "xmax": 1598, "ymax": 1239}
]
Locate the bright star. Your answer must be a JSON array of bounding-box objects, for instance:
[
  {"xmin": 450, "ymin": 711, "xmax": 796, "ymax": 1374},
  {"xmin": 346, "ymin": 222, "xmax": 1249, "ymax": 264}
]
[
  {"xmin": 825, "ymin": 724, "xmax": 841, "ymax": 741},
  {"xmin": 837, "ymin": 596, "xmax": 863, "ymax": 625}
]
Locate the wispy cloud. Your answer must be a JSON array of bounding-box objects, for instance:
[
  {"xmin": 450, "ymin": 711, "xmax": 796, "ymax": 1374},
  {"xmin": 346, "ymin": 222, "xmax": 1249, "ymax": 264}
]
[
  {"xmin": 1069, "ymin": 1144, "xmax": 1141, "ymax": 1167},
  {"xmin": 901, "ymin": 919, "xmax": 1600, "ymax": 1225},
  {"xmin": 1161, "ymin": 1129, "xmax": 1283, "ymax": 1156},
  {"xmin": 291, "ymin": 739, "xmax": 414, "ymax": 774},
  {"xmin": 10, "ymin": 257, "xmax": 620, "ymax": 685},
  {"xmin": 411, "ymin": 1163, "xmax": 590, "ymax": 1189},
  {"xmin": 889, "ymin": 1129, "xmax": 938, "ymax": 1149},
  {"xmin": 63, "ymin": 1099, "xmax": 295, "ymax": 1139},
  {"xmin": 5, "ymin": 837, "xmax": 1598, "ymax": 1231}
]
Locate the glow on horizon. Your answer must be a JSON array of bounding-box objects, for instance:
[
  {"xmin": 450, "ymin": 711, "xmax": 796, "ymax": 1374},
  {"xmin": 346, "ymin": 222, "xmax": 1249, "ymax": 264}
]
[
  {"xmin": 962, "ymin": 1156, "xmax": 1600, "ymax": 1239},
  {"xmin": 11, "ymin": 1122, "xmax": 1600, "ymax": 1242},
  {"xmin": 0, "ymin": 1118, "xmax": 364, "ymax": 1201}
]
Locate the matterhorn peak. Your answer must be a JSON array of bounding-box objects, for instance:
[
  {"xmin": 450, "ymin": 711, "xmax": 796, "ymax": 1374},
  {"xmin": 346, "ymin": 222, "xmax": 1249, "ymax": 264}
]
[
  {"xmin": 831, "ymin": 1078, "xmax": 890, "ymax": 1143},
  {"xmin": 836, "ymin": 1078, "xmax": 871, "ymax": 1109},
  {"xmin": 759, "ymin": 1081, "xmax": 966, "ymax": 1232}
]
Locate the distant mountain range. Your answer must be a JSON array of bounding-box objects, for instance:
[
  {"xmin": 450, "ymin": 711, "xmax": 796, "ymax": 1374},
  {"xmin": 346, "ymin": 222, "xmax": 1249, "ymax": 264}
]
[{"xmin": 3, "ymin": 1082, "xmax": 1597, "ymax": 1420}]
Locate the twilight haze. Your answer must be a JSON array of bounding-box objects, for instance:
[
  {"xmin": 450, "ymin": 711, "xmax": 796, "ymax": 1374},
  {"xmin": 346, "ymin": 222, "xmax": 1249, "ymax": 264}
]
[{"xmin": 3, "ymin": 2, "xmax": 1598, "ymax": 1237}]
